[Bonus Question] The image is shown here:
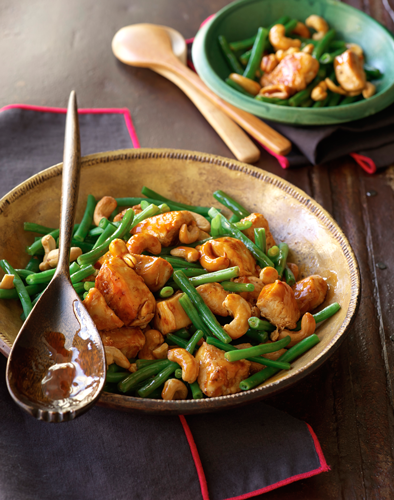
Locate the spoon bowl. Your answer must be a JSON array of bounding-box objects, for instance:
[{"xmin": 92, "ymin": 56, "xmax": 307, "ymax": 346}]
[{"xmin": 6, "ymin": 92, "xmax": 106, "ymax": 422}]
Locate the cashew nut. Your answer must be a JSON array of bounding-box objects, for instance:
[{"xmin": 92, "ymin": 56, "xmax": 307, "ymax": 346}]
[
  {"xmin": 187, "ymin": 211, "xmax": 211, "ymax": 233},
  {"xmin": 0, "ymin": 274, "xmax": 15, "ymax": 289},
  {"xmin": 287, "ymin": 262, "xmax": 299, "ymax": 281},
  {"xmin": 161, "ymin": 378, "xmax": 188, "ymax": 400},
  {"xmin": 170, "ymin": 246, "xmax": 200, "ymax": 262},
  {"xmin": 325, "ymin": 78, "xmax": 347, "ymax": 95},
  {"xmin": 311, "ymin": 81, "xmax": 328, "ymax": 101},
  {"xmin": 109, "ymin": 238, "xmax": 129, "ymax": 258},
  {"xmin": 105, "ymin": 346, "xmax": 131, "ymax": 369},
  {"xmin": 123, "ymin": 253, "xmax": 138, "ymax": 268},
  {"xmin": 93, "ymin": 196, "xmax": 117, "ymax": 226},
  {"xmin": 275, "ymin": 46, "xmax": 300, "ymax": 61},
  {"xmin": 302, "ymin": 43, "xmax": 315, "ymax": 55},
  {"xmin": 229, "ymin": 73, "xmax": 261, "ymax": 96},
  {"xmin": 179, "ymin": 220, "xmax": 200, "ymax": 244},
  {"xmin": 259, "ymin": 266, "xmax": 279, "ymax": 284},
  {"xmin": 46, "ymin": 247, "xmax": 82, "ymax": 268},
  {"xmin": 305, "ymin": 15, "xmax": 329, "ymax": 41},
  {"xmin": 199, "ymin": 240, "xmax": 230, "ymax": 272},
  {"xmin": 346, "ymin": 43, "xmax": 364, "ymax": 60},
  {"xmin": 39, "ymin": 234, "xmax": 57, "ymax": 271},
  {"xmin": 259, "ymin": 84, "xmax": 290, "ymax": 100},
  {"xmin": 198, "ymin": 230, "xmax": 211, "ymax": 240},
  {"xmin": 362, "ymin": 82, "xmax": 376, "ymax": 99},
  {"xmin": 128, "ymin": 363, "xmax": 138, "ymax": 373},
  {"xmin": 277, "ymin": 312, "xmax": 316, "ymax": 347},
  {"xmin": 152, "ymin": 343, "xmax": 169, "ymax": 359},
  {"xmin": 127, "ymin": 233, "xmax": 161, "ymax": 255},
  {"xmin": 260, "ymin": 53, "xmax": 279, "ymax": 73},
  {"xmin": 292, "ymin": 21, "xmax": 310, "ymax": 39},
  {"xmin": 269, "ymin": 24, "xmax": 301, "ymax": 51},
  {"xmin": 138, "ymin": 329, "xmax": 164, "ymax": 360},
  {"xmin": 167, "ymin": 348, "xmax": 199, "ymax": 383},
  {"xmin": 222, "ymin": 294, "xmax": 251, "ymax": 339}
]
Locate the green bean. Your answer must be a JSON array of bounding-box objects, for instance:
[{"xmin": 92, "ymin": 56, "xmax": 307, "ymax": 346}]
[
  {"xmin": 248, "ymin": 317, "xmax": 276, "ymax": 332},
  {"xmin": 25, "ymin": 224, "xmax": 80, "ymax": 256},
  {"xmin": 106, "ymin": 370, "xmax": 130, "ymax": 383},
  {"xmin": 15, "ymin": 269, "xmax": 35, "ymax": 280},
  {"xmin": 268, "ymin": 15, "xmax": 291, "ymax": 29},
  {"xmin": 240, "ymin": 334, "xmax": 320, "ymax": 390},
  {"xmin": 205, "ymin": 337, "xmax": 291, "ymax": 370},
  {"xmin": 267, "ymin": 245, "xmax": 279, "ymax": 259},
  {"xmin": 93, "ymin": 222, "xmax": 117, "ymax": 248},
  {"xmin": 208, "ymin": 208, "xmax": 274, "ymax": 268},
  {"xmin": 300, "ymin": 98, "xmax": 314, "ymax": 108},
  {"xmin": 229, "ymin": 214, "xmax": 241, "ymax": 223},
  {"xmin": 254, "ymin": 228, "xmax": 266, "ymax": 254},
  {"xmin": 293, "ymin": 302, "xmax": 341, "ymax": 331},
  {"xmin": 118, "ymin": 359, "xmax": 170, "ymax": 393},
  {"xmin": 339, "ymin": 95, "xmax": 360, "ymax": 105},
  {"xmin": 225, "ymin": 336, "xmax": 291, "ymax": 362},
  {"xmin": 77, "ymin": 208, "xmax": 134, "ymax": 267},
  {"xmin": 172, "ymin": 328, "xmax": 191, "ymax": 340},
  {"xmin": 320, "ymin": 47, "xmax": 346, "ymax": 64},
  {"xmin": 364, "ymin": 65, "xmax": 383, "ymax": 80},
  {"xmin": 328, "ymin": 40, "xmax": 346, "ymax": 50},
  {"xmin": 70, "ymin": 265, "xmax": 96, "ymax": 284},
  {"xmin": 0, "ymin": 260, "xmax": 33, "ymax": 318},
  {"xmin": 68, "ymin": 239, "xmax": 94, "ymax": 253},
  {"xmin": 159, "ymin": 286, "xmax": 174, "ymax": 298},
  {"xmin": 220, "ymin": 281, "xmax": 254, "ymax": 293},
  {"xmin": 175, "ymin": 368, "xmax": 183, "ymax": 379},
  {"xmin": 135, "ymin": 359, "xmax": 162, "ymax": 369},
  {"xmin": 178, "ymin": 293, "xmax": 212, "ymax": 339},
  {"xmin": 255, "ymin": 95, "xmax": 289, "ymax": 106},
  {"xmin": 140, "ymin": 188, "xmax": 211, "ymax": 217},
  {"xmin": 243, "ymin": 27, "xmax": 268, "ymax": 80},
  {"xmin": 107, "ymin": 363, "xmax": 125, "ymax": 373},
  {"xmin": 189, "ymin": 267, "xmax": 240, "ymax": 287},
  {"xmin": 283, "ymin": 19, "xmax": 298, "ymax": 35},
  {"xmin": 312, "ymin": 96, "xmax": 330, "ymax": 107},
  {"xmin": 239, "ymin": 49, "xmax": 252, "ymax": 66},
  {"xmin": 189, "ymin": 381, "xmax": 204, "ymax": 399},
  {"xmin": 284, "ymin": 266, "xmax": 296, "ymax": 286},
  {"xmin": 23, "ymin": 223, "xmax": 56, "ymax": 234},
  {"xmin": 210, "ymin": 214, "xmax": 223, "ymax": 238},
  {"xmin": 162, "ymin": 256, "xmax": 202, "ymax": 269},
  {"xmin": 275, "ymin": 242, "xmax": 289, "ymax": 278},
  {"xmin": 69, "ymin": 261, "xmax": 80, "ymax": 275},
  {"xmin": 98, "ymin": 218, "xmax": 112, "ymax": 229},
  {"xmin": 245, "ymin": 328, "xmax": 269, "ymax": 344},
  {"xmin": 293, "ymin": 36, "xmax": 318, "ymax": 46},
  {"xmin": 174, "ymin": 271, "xmax": 232, "ymax": 343},
  {"xmin": 313, "ymin": 29, "xmax": 336, "ymax": 60},
  {"xmin": 88, "ymin": 227, "xmax": 104, "ymax": 238},
  {"xmin": 166, "ymin": 334, "xmax": 188, "ymax": 348},
  {"xmin": 73, "ymin": 282, "xmax": 85, "ymax": 295},
  {"xmin": 234, "ymin": 220, "xmax": 252, "ymax": 230},
  {"xmin": 25, "ymin": 268, "xmax": 54, "ymax": 285},
  {"xmin": 186, "ymin": 329, "xmax": 204, "ymax": 354},
  {"xmin": 229, "ymin": 35, "xmax": 256, "ymax": 52},
  {"xmin": 0, "ymin": 283, "xmax": 45, "ymax": 300},
  {"xmin": 288, "ymin": 68, "xmax": 326, "ymax": 107},
  {"xmin": 140, "ymin": 199, "xmax": 150, "ymax": 210},
  {"xmin": 177, "ymin": 269, "xmax": 208, "ymax": 277},
  {"xmin": 213, "ymin": 190, "xmax": 250, "ymax": 219},
  {"xmin": 218, "ymin": 35, "xmax": 244, "ymax": 74},
  {"xmin": 74, "ymin": 194, "xmax": 96, "ymax": 242},
  {"xmin": 327, "ymin": 92, "xmax": 342, "ymax": 106},
  {"xmin": 24, "ymin": 257, "xmax": 41, "ymax": 273},
  {"xmin": 159, "ymin": 203, "xmax": 171, "ymax": 213},
  {"xmin": 83, "ymin": 281, "xmax": 95, "ymax": 291},
  {"xmin": 137, "ymin": 361, "xmax": 179, "ymax": 398},
  {"xmin": 102, "ymin": 382, "xmax": 119, "ymax": 394}
]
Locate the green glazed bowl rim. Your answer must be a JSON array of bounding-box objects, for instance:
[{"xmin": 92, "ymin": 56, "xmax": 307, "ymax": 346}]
[{"xmin": 192, "ymin": 0, "xmax": 394, "ymax": 125}]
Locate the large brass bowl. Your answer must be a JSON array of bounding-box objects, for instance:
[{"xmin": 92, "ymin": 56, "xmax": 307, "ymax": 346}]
[{"xmin": 0, "ymin": 149, "xmax": 360, "ymax": 415}]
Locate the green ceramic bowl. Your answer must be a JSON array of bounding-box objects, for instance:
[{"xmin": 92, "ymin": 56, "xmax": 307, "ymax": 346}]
[{"xmin": 192, "ymin": 0, "xmax": 394, "ymax": 125}]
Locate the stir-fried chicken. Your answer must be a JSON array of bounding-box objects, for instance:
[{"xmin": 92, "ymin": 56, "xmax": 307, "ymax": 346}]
[
  {"xmin": 240, "ymin": 213, "xmax": 276, "ymax": 249},
  {"xmin": 261, "ymin": 52, "xmax": 319, "ymax": 97},
  {"xmin": 153, "ymin": 292, "xmax": 192, "ymax": 334},
  {"xmin": 256, "ymin": 280, "xmax": 300, "ymax": 329},
  {"xmin": 210, "ymin": 237, "xmax": 257, "ymax": 276},
  {"xmin": 196, "ymin": 283, "xmax": 229, "ymax": 316},
  {"xmin": 83, "ymin": 287, "xmax": 124, "ymax": 331},
  {"xmin": 195, "ymin": 342, "xmax": 250, "ymax": 397},
  {"xmin": 95, "ymin": 256, "xmax": 156, "ymax": 328},
  {"xmin": 334, "ymin": 49, "xmax": 366, "ymax": 92},
  {"xmin": 131, "ymin": 211, "xmax": 195, "ymax": 247},
  {"xmin": 100, "ymin": 326, "xmax": 145, "ymax": 359},
  {"xmin": 233, "ymin": 276, "xmax": 265, "ymax": 304},
  {"xmin": 129, "ymin": 253, "xmax": 173, "ymax": 292},
  {"xmin": 292, "ymin": 275, "xmax": 327, "ymax": 315}
]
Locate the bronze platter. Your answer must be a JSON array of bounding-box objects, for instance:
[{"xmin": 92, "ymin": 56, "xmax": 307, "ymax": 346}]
[{"xmin": 0, "ymin": 149, "xmax": 360, "ymax": 415}]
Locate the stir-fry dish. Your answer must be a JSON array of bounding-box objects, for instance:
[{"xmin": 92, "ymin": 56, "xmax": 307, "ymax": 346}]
[
  {"xmin": 219, "ymin": 14, "xmax": 383, "ymax": 107},
  {"xmin": 0, "ymin": 188, "xmax": 341, "ymax": 400}
]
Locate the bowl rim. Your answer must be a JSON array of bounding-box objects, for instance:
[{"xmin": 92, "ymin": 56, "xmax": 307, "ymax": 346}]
[
  {"xmin": 192, "ymin": 0, "xmax": 394, "ymax": 125},
  {"xmin": 0, "ymin": 148, "xmax": 361, "ymax": 414}
]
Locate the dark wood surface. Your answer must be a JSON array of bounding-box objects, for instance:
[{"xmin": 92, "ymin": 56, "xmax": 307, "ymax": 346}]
[{"xmin": 1, "ymin": 0, "xmax": 394, "ymax": 498}]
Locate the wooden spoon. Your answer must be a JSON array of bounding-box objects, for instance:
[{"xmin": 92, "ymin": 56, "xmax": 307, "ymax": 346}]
[
  {"xmin": 150, "ymin": 25, "xmax": 260, "ymax": 164},
  {"xmin": 6, "ymin": 91, "xmax": 106, "ymax": 422},
  {"xmin": 112, "ymin": 24, "xmax": 292, "ymax": 156}
]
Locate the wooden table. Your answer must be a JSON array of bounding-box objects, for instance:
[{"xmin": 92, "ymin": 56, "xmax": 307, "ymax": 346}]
[{"xmin": 1, "ymin": 0, "xmax": 394, "ymax": 497}]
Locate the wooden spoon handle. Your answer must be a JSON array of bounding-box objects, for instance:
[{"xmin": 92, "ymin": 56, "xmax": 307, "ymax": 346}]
[
  {"xmin": 56, "ymin": 91, "xmax": 81, "ymax": 279},
  {"xmin": 154, "ymin": 66, "xmax": 260, "ymax": 164},
  {"xmin": 170, "ymin": 62, "xmax": 291, "ymax": 156}
]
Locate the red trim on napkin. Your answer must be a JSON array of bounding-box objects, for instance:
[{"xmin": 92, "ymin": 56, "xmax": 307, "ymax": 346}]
[{"xmin": 349, "ymin": 152, "xmax": 377, "ymax": 174}]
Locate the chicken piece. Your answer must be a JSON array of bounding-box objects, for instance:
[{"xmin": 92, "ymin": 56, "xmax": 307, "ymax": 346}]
[
  {"xmin": 129, "ymin": 253, "xmax": 173, "ymax": 292},
  {"xmin": 232, "ymin": 276, "xmax": 264, "ymax": 304},
  {"xmin": 95, "ymin": 256, "xmax": 156, "ymax": 328},
  {"xmin": 131, "ymin": 211, "xmax": 195, "ymax": 247},
  {"xmin": 83, "ymin": 287, "xmax": 124, "ymax": 331},
  {"xmin": 210, "ymin": 237, "xmax": 257, "ymax": 276},
  {"xmin": 196, "ymin": 283, "xmax": 229, "ymax": 316},
  {"xmin": 114, "ymin": 204, "xmax": 143, "ymax": 222},
  {"xmin": 153, "ymin": 292, "xmax": 192, "ymax": 335},
  {"xmin": 261, "ymin": 52, "xmax": 319, "ymax": 97},
  {"xmin": 292, "ymin": 275, "xmax": 327, "ymax": 315},
  {"xmin": 195, "ymin": 342, "xmax": 250, "ymax": 397},
  {"xmin": 100, "ymin": 326, "xmax": 145, "ymax": 359},
  {"xmin": 334, "ymin": 49, "xmax": 366, "ymax": 92},
  {"xmin": 256, "ymin": 280, "xmax": 300, "ymax": 329},
  {"xmin": 240, "ymin": 213, "xmax": 276, "ymax": 250}
]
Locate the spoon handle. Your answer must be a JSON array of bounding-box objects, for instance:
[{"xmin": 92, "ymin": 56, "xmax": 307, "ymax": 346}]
[{"xmin": 55, "ymin": 91, "xmax": 81, "ymax": 279}]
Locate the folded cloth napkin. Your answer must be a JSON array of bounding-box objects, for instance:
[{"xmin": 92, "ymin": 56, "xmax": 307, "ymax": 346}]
[
  {"xmin": 0, "ymin": 104, "xmax": 329, "ymax": 500},
  {"xmin": 186, "ymin": 33, "xmax": 394, "ymax": 174}
]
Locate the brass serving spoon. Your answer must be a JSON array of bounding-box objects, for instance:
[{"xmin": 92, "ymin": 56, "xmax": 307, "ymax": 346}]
[
  {"xmin": 6, "ymin": 91, "xmax": 106, "ymax": 422},
  {"xmin": 112, "ymin": 24, "xmax": 292, "ymax": 156}
]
